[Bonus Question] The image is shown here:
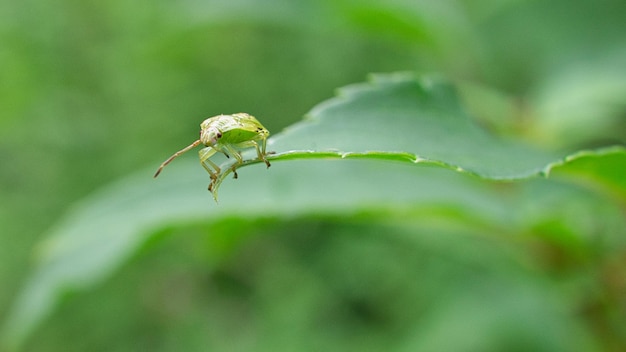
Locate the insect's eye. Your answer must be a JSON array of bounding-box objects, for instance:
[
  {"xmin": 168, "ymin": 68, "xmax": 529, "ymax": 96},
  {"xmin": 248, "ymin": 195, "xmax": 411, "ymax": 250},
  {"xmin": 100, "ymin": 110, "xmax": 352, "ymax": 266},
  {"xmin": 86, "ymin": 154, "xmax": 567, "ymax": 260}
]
[{"xmin": 216, "ymin": 132, "xmax": 222, "ymax": 139}]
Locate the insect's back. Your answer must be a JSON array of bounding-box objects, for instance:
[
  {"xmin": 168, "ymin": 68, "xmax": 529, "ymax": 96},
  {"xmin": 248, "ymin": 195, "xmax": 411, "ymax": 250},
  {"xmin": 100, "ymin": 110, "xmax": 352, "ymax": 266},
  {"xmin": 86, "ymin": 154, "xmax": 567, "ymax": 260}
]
[{"xmin": 220, "ymin": 113, "xmax": 269, "ymax": 144}]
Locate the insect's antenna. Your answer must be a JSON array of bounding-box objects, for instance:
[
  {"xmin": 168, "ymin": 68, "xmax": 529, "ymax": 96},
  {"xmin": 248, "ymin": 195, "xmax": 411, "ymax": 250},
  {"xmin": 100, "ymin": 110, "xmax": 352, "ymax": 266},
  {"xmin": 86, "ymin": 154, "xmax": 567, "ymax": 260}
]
[{"xmin": 154, "ymin": 140, "xmax": 202, "ymax": 178}]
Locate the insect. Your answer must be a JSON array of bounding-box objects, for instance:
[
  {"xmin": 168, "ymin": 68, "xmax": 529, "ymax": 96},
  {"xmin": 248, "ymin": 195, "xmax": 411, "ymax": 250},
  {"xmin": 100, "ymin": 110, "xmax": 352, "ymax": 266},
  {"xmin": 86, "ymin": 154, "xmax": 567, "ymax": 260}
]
[{"xmin": 154, "ymin": 113, "xmax": 271, "ymax": 188}]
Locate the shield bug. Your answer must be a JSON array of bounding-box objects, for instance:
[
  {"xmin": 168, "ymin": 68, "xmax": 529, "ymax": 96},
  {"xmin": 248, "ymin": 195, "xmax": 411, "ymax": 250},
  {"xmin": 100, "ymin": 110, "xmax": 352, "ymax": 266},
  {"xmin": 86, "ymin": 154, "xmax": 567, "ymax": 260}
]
[{"xmin": 154, "ymin": 113, "xmax": 271, "ymax": 189}]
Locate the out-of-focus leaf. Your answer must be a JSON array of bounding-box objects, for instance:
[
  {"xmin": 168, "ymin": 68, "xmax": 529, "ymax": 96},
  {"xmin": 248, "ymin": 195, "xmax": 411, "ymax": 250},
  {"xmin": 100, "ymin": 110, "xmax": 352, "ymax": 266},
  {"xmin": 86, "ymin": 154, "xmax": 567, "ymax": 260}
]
[
  {"xmin": 1, "ymin": 159, "xmax": 509, "ymax": 350},
  {"xmin": 5, "ymin": 73, "xmax": 625, "ymax": 349},
  {"xmin": 549, "ymin": 146, "xmax": 626, "ymax": 204},
  {"xmin": 529, "ymin": 52, "xmax": 626, "ymax": 148}
]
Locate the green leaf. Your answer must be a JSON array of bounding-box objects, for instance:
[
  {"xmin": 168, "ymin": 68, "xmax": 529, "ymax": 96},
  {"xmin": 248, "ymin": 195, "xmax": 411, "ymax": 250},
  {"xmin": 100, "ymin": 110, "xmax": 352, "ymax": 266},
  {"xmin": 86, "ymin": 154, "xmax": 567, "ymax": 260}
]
[
  {"xmin": 4, "ymin": 73, "xmax": 622, "ymax": 349},
  {"xmin": 2, "ymin": 159, "xmax": 509, "ymax": 350},
  {"xmin": 211, "ymin": 73, "xmax": 563, "ymax": 197},
  {"xmin": 279, "ymin": 73, "xmax": 564, "ymax": 178},
  {"xmin": 548, "ymin": 146, "xmax": 626, "ymax": 204}
]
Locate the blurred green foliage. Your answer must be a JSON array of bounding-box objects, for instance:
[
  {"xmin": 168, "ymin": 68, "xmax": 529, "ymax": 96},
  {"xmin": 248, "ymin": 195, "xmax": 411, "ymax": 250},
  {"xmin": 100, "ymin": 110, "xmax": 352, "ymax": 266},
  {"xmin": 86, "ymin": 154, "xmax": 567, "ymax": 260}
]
[{"xmin": 1, "ymin": 0, "xmax": 625, "ymax": 351}]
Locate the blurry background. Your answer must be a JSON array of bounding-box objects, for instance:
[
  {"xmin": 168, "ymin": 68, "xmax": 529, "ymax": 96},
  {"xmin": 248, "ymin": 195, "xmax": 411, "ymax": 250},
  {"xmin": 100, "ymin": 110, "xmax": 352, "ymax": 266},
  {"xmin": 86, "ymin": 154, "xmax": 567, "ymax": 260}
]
[{"xmin": 1, "ymin": 0, "xmax": 625, "ymax": 351}]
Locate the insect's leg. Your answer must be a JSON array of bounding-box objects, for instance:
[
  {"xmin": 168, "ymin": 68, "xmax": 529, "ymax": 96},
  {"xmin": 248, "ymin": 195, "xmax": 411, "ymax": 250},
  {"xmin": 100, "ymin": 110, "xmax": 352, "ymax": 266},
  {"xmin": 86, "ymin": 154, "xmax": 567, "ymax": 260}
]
[
  {"xmin": 260, "ymin": 139, "xmax": 276, "ymax": 157},
  {"xmin": 222, "ymin": 144, "xmax": 244, "ymax": 179},
  {"xmin": 199, "ymin": 147, "xmax": 220, "ymax": 180},
  {"xmin": 231, "ymin": 165, "xmax": 238, "ymax": 179},
  {"xmin": 254, "ymin": 140, "xmax": 271, "ymax": 168},
  {"xmin": 260, "ymin": 136, "xmax": 266, "ymax": 154},
  {"xmin": 223, "ymin": 145, "xmax": 243, "ymax": 164},
  {"xmin": 208, "ymin": 143, "xmax": 231, "ymax": 160},
  {"xmin": 231, "ymin": 140, "xmax": 271, "ymax": 168}
]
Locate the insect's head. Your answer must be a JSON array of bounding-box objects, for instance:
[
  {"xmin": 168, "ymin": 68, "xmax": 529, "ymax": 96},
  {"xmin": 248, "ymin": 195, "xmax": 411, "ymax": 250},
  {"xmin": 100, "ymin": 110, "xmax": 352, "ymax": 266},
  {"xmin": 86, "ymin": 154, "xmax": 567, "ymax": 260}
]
[{"xmin": 200, "ymin": 121, "xmax": 222, "ymax": 146}]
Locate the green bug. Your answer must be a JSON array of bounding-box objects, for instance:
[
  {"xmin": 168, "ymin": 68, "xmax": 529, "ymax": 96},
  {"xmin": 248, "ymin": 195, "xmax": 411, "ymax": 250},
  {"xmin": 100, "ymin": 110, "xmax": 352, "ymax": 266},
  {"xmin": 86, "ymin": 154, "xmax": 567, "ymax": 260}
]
[{"xmin": 154, "ymin": 113, "xmax": 271, "ymax": 189}]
